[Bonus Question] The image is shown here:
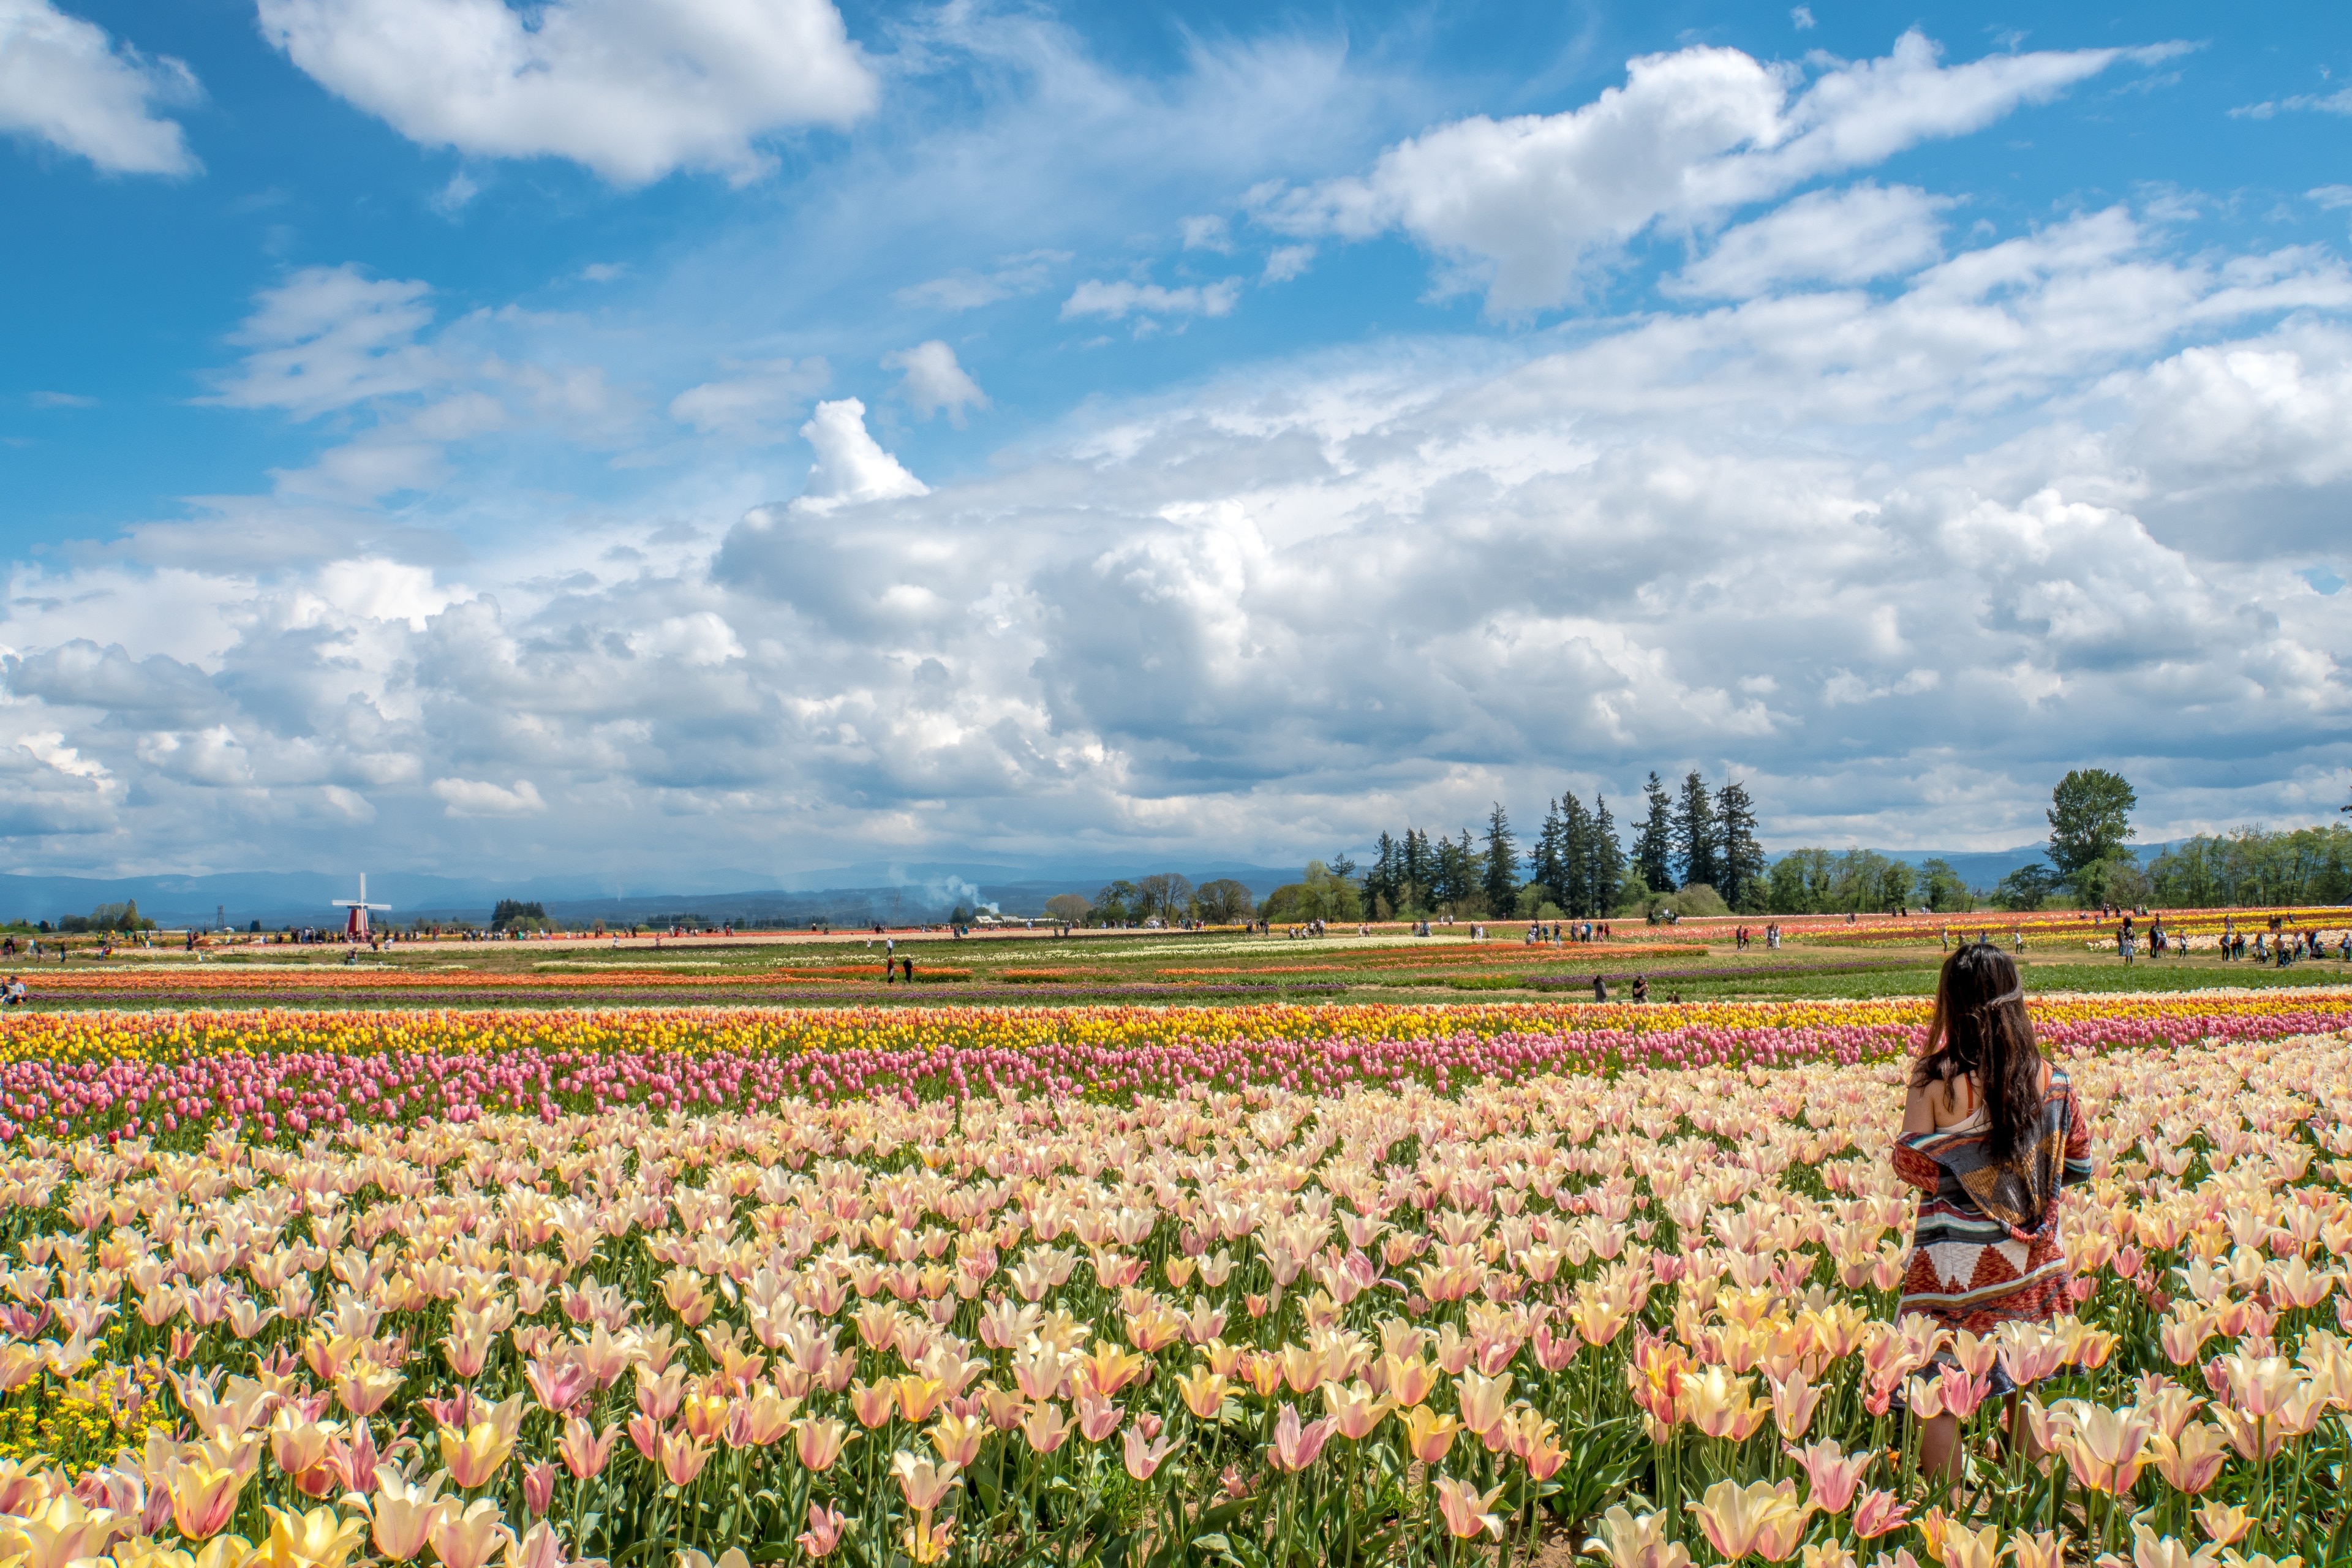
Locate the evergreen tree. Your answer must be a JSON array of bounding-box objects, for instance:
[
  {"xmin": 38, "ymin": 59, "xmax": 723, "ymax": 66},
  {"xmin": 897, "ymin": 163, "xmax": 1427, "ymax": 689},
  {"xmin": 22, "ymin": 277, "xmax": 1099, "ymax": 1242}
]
[
  {"xmin": 1716, "ymin": 780, "xmax": 1766, "ymax": 910},
  {"xmin": 1528, "ymin": 800, "xmax": 1564, "ymax": 909},
  {"xmin": 1482, "ymin": 802, "xmax": 1518, "ymax": 914},
  {"xmin": 1673, "ymin": 770, "xmax": 1721, "ymax": 890},
  {"xmin": 1635, "ymin": 772, "xmax": 1676, "ymax": 891},
  {"xmin": 1368, "ymin": 831, "xmax": 1400, "ymax": 915},
  {"xmin": 1431, "ymin": 833, "xmax": 1464, "ymax": 908},
  {"xmin": 1560, "ymin": 794, "xmax": 1594, "ymax": 915},
  {"xmin": 1586, "ymin": 792, "xmax": 1624, "ymax": 915},
  {"xmin": 1403, "ymin": 829, "xmax": 1431, "ymax": 900}
]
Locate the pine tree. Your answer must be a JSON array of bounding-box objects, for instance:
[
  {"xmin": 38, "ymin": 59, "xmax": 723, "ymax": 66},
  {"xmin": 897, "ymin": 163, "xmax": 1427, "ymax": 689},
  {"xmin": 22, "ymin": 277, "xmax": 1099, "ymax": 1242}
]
[
  {"xmin": 1403, "ymin": 829, "xmax": 1431, "ymax": 903},
  {"xmin": 1560, "ymin": 794, "xmax": 1594, "ymax": 915},
  {"xmin": 1635, "ymin": 772, "xmax": 1676, "ymax": 892},
  {"xmin": 1586, "ymin": 792, "xmax": 1624, "ymax": 915},
  {"xmin": 1673, "ymin": 770, "xmax": 1721, "ymax": 890},
  {"xmin": 1482, "ymin": 803, "xmax": 1518, "ymax": 914},
  {"xmin": 1716, "ymin": 780, "xmax": 1767, "ymax": 911},
  {"xmin": 1368, "ymin": 831, "xmax": 1400, "ymax": 916},
  {"xmin": 1431, "ymin": 833, "xmax": 1464, "ymax": 909},
  {"xmin": 1528, "ymin": 799, "xmax": 1565, "ymax": 909}
]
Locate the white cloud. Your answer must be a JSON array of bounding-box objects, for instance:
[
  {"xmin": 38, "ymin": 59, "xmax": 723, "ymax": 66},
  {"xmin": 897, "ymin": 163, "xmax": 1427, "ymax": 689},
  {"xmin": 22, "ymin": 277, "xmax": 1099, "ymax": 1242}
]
[
  {"xmin": 894, "ymin": 252, "xmax": 1068, "ymax": 313},
  {"xmin": 2233, "ymin": 86, "xmax": 2352, "ymax": 121},
  {"xmin": 315, "ymin": 559, "xmax": 451, "ymax": 628},
  {"xmin": 0, "ymin": 0, "xmax": 200, "ymax": 175},
  {"xmin": 791, "ymin": 398, "xmax": 927, "ymax": 513},
  {"xmin": 19, "ymin": 730, "xmax": 110, "ymax": 785},
  {"xmin": 883, "ymin": 341, "xmax": 988, "ymax": 426},
  {"xmin": 205, "ymin": 265, "xmax": 440, "ymax": 418},
  {"xmin": 431, "ymin": 777, "xmax": 547, "ymax": 816},
  {"xmin": 29, "ymin": 390, "xmax": 94, "ymax": 408},
  {"xmin": 429, "ymin": 169, "xmax": 479, "ymax": 216},
  {"xmin": 1262, "ymin": 245, "xmax": 1315, "ymax": 284},
  {"xmin": 1180, "ymin": 215, "xmax": 1233, "ymax": 252},
  {"xmin": 1259, "ymin": 29, "xmax": 2169, "ymax": 312},
  {"xmin": 1061, "ymin": 278, "xmax": 1242, "ymax": 321},
  {"xmin": 320, "ymin": 785, "xmax": 375, "ymax": 822},
  {"xmin": 5, "ymin": 200, "xmax": 2351, "ymax": 872},
  {"xmin": 255, "ymin": 0, "xmax": 878, "ymax": 186},
  {"xmin": 2310, "ymin": 186, "xmax": 2352, "ymax": 211},
  {"xmin": 668, "ymin": 358, "xmax": 831, "ymax": 440},
  {"xmin": 1670, "ymin": 183, "xmax": 1948, "ymax": 297},
  {"xmin": 136, "ymin": 726, "xmax": 252, "ymax": 787},
  {"xmin": 629, "ymin": 612, "xmax": 744, "ymax": 666},
  {"xmin": 1790, "ymin": 7, "xmax": 1815, "ymax": 29}
]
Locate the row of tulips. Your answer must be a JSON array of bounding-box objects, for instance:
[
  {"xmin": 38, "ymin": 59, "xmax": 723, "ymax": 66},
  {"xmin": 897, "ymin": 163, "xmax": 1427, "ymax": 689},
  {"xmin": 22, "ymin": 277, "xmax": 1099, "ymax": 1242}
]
[
  {"xmin": 0, "ymin": 1014, "xmax": 2339, "ymax": 1566},
  {"xmin": 0, "ymin": 993, "xmax": 2347, "ymax": 1141},
  {"xmin": 1760, "ymin": 908, "xmax": 2348, "ymax": 948}
]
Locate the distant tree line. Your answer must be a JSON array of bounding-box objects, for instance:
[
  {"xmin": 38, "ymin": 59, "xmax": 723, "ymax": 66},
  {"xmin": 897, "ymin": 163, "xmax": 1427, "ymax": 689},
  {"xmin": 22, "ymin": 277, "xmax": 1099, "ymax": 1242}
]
[
  {"xmin": 1359, "ymin": 771, "xmax": 1768, "ymax": 920},
  {"xmin": 53, "ymin": 900, "xmax": 157, "ymax": 934},
  {"xmin": 2145, "ymin": 824, "xmax": 2352, "ymax": 908},
  {"xmin": 1040, "ymin": 766, "xmax": 2352, "ymax": 925}
]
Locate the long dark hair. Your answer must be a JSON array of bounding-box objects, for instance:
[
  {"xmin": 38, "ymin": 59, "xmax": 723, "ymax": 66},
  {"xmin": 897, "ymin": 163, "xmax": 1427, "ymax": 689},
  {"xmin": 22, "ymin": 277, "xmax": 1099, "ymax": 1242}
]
[{"xmin": 1913, "ymin": 943, "xmax": 2043, "ymax": 1164}]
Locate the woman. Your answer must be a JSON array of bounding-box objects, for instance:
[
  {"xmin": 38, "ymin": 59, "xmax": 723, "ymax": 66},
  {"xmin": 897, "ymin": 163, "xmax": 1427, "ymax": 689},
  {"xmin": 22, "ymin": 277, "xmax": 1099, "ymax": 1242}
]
[{"xmin": 1892, "ymin": 943, "xmax": 2092, "ymax": 1482}]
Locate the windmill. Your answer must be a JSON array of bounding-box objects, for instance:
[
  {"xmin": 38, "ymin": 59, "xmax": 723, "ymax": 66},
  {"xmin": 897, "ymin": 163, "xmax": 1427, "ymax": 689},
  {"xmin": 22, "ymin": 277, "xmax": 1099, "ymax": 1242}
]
[{"xmin": 332, "ymin": 873, "xmax": 391, "ymax": 940}]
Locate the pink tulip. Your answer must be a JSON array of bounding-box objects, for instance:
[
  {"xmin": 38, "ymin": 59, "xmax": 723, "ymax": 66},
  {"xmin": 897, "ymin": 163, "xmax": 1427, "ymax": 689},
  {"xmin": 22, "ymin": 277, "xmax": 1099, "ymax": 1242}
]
[
  {"xmin": 797, "ymin": 1502, "xmax": 849, "ymax": 1558},
  {"xmin": 1267, "ymin": 1403, "xmax": 1338, "ymax": 1473},
  {"xmin": 1851, "ymin": 1488, "xmax": 1910, "ymax": 1539}
]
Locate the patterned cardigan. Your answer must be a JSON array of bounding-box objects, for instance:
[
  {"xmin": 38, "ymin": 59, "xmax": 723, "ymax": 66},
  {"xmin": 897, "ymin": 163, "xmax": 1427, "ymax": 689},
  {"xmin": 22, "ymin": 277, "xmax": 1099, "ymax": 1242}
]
[{"xmin": 1890, "ymin": 1067, "xmax": 2093, "ymax": 1333}]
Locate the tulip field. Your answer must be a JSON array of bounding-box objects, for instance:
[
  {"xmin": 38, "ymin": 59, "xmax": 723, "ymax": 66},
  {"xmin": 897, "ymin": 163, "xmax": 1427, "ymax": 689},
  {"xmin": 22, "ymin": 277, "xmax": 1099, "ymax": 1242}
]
[
  {"xmin": 21, "ymin": 901, "xmax": 2346, "ymax": 1014},
  {"xmin": 0, "ymin": 987, "xmax": 2347, "ymax": 1568}
]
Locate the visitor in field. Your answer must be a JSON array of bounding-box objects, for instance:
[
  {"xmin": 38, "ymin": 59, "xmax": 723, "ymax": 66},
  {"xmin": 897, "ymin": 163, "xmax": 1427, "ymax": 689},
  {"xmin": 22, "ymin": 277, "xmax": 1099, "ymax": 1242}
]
[{"xmin": 1894, "ymin": 942, "xmax": 2093, "ymax": 1487}]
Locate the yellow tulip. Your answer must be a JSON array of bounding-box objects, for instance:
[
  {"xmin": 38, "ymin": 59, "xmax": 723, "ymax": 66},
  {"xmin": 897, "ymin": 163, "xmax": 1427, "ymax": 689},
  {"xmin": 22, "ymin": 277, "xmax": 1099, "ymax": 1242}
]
[
  {"xmin": 255, "ymin": 1505, "xmax": 368, "ymax": 1568},
  {"xmin": 1684, "ymin": 1478, "xmax": 1811, "ymax": 1565}
]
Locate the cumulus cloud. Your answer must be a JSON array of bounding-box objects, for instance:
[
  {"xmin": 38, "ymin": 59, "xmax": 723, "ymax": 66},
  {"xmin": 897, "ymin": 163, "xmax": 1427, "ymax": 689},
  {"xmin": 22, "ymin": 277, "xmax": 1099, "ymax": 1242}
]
[
  {"xmin": 4, "ymin": 198, "xmax": 2350, "ymax": 873},
  {"xmin": 0, "ymin": 0, "xmax": 200, "ymax": 175},
  {"xmin": 791, "ymin": 399, "xmax": 927, "ymax": 513},
  {"xmin": 1258, "ymin": 29, "xmax": 2174, "ymax": 311},
  {"xmin": 668, "ymin": 358, "xmax": 831, "ymax": 440},
  {"xmin": 255, "ymin": 0, "xmax": 876, "ymax": 185},
  {"xmin": 431, "ymin": 777, "xmax": 546, "ymax": 816},
  {"xmin": 1669, "ymin": 183, "xmax": 1948, "ymax": 296},
  {"xmin": 883, "ymin": 341, "xmax": 988, "ymax": 426},
  {"xmin": 0, "ymin": 731, "xmax": 115, "ymax": 837},
  {"xmin": 137, "ymin": 726, "xmax": 252, "ymax": 787},
  {"xmin": 1061, "ymin": 277, "xmax": 1242, "ymax": 321}
]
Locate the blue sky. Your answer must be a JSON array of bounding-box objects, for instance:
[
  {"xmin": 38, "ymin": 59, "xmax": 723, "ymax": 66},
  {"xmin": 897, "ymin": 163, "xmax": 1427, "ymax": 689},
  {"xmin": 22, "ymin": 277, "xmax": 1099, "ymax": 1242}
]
[{"xmin": 1, "ymin": 0, "xmax": 2349, "ymax": 881}]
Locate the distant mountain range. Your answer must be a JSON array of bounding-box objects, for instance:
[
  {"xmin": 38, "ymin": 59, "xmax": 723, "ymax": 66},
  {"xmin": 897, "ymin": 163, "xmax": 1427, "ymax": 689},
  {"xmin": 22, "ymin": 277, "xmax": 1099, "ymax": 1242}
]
[
  {"xmin": 0, "ymin": 861, "xmax": 1307, "ymax": 928},
  {"xmin": 1798, "ymin": 844, "xmax": 2055, "ymax": 888},
  {"xmin": 0, "ymin": 842, "xmax": 2158, "ymax": 929}
]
